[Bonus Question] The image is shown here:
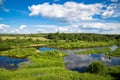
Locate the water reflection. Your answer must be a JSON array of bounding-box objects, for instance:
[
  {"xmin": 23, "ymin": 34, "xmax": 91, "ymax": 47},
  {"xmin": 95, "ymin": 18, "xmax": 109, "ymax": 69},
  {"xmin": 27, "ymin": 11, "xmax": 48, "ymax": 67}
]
[
  {"xmin": 39, "ymin": 45, "xmax": 120, "ymax": 72},
  {"xmin": 0, "ymin": 56, "xmax": 28, "ymax": 70},
  {"xmin": 38, "ymin": 47, "xmax": 56, "ymax": 51},
  {"xmin": 64, "ymin": 54, "xmax": 120, "ymax": 72}
]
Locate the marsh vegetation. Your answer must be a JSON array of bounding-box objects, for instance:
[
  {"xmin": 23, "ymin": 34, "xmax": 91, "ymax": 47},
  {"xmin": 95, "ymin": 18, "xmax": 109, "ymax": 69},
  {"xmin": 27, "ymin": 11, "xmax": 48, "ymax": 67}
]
[{"xmin": 0, "ymin": 33, "xmax": 120, "ymax": 80}]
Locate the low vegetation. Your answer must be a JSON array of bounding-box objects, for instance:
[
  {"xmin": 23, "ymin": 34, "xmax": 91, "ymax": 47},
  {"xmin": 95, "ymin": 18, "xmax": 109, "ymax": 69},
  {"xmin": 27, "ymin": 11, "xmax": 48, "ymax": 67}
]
[
  {"xmin": 75, "ymin": 47, "xmax": 111, "ymax": 54},
  {"xmin": 87, "ymin": 61, "xmax": 106, "ymax": 75},
  {"xmin": 75, "ymin": 47, "xmax": 120, "ymax": 57},
  {"xmin": 49, "ymin": 41, "xmax": 115, "ymax": 49},
  {"xmin": 0, "ymin": 33, "xmax": 120, "ymax": 80},
  {"xmin": 0, "ymin": 49, "xmax": 118, "ymax": 80},
  {"xmin": 109, "ymin": 48, "xmax": 120, "ymax": 57},
  {"xmin": 0, "ymin": 48, "xmax": 37, "ymax": 57}
]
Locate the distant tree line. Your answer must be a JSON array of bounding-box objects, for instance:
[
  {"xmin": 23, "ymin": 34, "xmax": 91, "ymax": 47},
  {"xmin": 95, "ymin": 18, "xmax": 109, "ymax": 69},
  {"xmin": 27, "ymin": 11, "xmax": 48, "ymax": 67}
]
[{"xmin": 46, "ymin": 32, "xmax": 120, "ymax": 42}]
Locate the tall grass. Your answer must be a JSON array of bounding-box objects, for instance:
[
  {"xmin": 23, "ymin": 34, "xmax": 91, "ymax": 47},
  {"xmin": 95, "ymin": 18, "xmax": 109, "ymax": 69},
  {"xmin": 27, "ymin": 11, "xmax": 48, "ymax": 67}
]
[{"xmin": 49, "ymin": 41, "xmax": 115, "ymax": 49}]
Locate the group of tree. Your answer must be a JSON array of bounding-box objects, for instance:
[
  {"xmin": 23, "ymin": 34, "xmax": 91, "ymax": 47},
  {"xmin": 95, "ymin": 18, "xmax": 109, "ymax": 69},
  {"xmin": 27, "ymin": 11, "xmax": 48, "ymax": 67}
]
[{"xmin": 46, "ymin": 32, "xmax": 120, "ymax": 42}]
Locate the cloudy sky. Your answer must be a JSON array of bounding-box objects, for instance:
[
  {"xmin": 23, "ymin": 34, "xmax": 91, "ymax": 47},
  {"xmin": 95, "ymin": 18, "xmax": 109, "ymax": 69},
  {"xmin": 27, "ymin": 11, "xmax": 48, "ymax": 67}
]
[{"xmin": 0, "ymin": 0, "xmax": 120, "ymax": 34}]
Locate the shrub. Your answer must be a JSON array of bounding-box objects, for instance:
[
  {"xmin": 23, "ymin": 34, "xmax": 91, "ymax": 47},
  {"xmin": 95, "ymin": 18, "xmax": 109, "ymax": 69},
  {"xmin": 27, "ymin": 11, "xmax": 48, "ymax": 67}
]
[{"xmin": 88, "ymin": 61, "xmax": 106, "ymax": 75}]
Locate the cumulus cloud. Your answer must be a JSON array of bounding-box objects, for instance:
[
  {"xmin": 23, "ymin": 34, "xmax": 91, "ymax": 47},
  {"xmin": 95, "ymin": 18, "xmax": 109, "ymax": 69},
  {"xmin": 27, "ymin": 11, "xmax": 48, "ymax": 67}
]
[
  {"xmin": 0, "ymin": 24, "xmax": 10, "ymax": 30},
  {"xmin": 36, "ymin": 25, "xmax": 82, "ymax": 33},
  {"xmin": 102, "ymin": 3, "xmax": 120, "ymax": 18},
  {"xmin": 28, "ymin": 2, "xmax": 104, "ymax": 21},
  {"xmin": 0, "ymin": 24, "xmax": 10, "ymax": 33},
  {"xmin": 29, "ymin": 1, "xmax": 120, "ymax": 21},
  {"xmin": 8, "ymin": 25, "xmax": 27, "ymax": 33},
  {"xmin": 10, "ymin": 29, "xmax": 20, "ymax": 33},
  {"xmin": 28, "ymin": 22, "xmax": 120, "ymax": 34},
  {"xmin": 73, "ymin": 22, "xmax": 120, "ymax": 31},
  {"xmin": 102, "ymin": 10, "xmax": 114, "ymax": 18},
  {"xmin": 19, "ymin": 25, "xmax": 27, "ymax": 30}
]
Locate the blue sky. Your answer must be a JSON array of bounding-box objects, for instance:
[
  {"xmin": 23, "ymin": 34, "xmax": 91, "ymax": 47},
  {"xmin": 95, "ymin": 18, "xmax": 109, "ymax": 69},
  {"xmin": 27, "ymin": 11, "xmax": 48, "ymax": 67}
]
[{"xmin": 0, "ymin": 0, "xmax": 120, "ymax": 34}]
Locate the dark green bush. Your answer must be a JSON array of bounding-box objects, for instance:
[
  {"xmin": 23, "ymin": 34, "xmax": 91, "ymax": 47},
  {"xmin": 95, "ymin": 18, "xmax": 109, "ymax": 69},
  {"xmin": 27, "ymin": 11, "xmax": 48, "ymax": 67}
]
[{"xmin": 88, "ymin": 61, "xmax": 106, "ymax": 74}]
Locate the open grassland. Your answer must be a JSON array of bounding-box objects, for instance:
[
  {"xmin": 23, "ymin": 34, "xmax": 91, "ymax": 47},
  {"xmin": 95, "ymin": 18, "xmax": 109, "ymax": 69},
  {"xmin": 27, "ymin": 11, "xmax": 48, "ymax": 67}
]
[{"xmin": 1, "ymin": 36, "xmax": 48, "ymax": 41}]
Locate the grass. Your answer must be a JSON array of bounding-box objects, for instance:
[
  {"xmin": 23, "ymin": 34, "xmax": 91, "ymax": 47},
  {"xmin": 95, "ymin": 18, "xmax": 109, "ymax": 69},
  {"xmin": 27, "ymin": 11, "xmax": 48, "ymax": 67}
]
[
  {"xmin": 1, "ymin": 36, "xmax": 48, "ymax": 41},
  {"xmin": 0, "ymin": 34, "xmax": 116, "ymax": 50},
  {"xmin": 49, "ymin": 41, "xmax": 115, "ymax": 49},
  {"xmin": 0, "ymin": 48, "xmax": 38, "ymax": 57},
  {"xmin": 0, "ymin": 48, "xmax": 119, "ymax": 80},
  {"xmin": 75, "ymin": 47, "xmax": 111, "ymax": 54},
  {"xmin": 109, "ymin": 48, "xmax": 120, "ymax": 57},
  {"xmin": 0, "ymin": 67, "xmax": 113, "ymax": 80},
  {"xmin": 0, "ymin": 34, "xmax": 119, "ymax": 80},
  {"xmin": 75, "ymin": 47, "xmax": 120, "ymax": 57}
]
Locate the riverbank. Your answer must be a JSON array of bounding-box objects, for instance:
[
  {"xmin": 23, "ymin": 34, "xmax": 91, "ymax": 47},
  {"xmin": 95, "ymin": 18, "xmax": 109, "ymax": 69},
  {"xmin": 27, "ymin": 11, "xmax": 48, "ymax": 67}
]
[
  {"xmin": 49, "ymin": 41, "xmax": 116, "ymax": 49},
  {"xmin": 75, "ymin": 47, "xmax": 120, "ymax": 57},
  {"xmin": 0, "ymin": 48, "xmax": 38, "ymax": 58}
]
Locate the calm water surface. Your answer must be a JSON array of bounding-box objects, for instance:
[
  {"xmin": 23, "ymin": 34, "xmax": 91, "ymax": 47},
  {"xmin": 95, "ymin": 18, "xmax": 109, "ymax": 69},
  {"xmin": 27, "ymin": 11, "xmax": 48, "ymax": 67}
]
[
  {"xmin": 0, "ymin": 46, "xmax": 119, "ymax": 71},
  {"xmin": 0, "ymin": 56, "xmax": 28, "ymax": 70},
  {"xmin": 39, "ymin": 45, "xmax": 120, "ymax": 72}
]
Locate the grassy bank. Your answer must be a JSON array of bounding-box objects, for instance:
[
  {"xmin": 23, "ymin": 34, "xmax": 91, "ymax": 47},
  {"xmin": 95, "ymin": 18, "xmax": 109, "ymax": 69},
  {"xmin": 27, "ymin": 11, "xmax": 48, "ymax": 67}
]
[
  {"xmin": 75, "ymin": 47, "xmax": 111, "ymax": 55},
  {"xmin": 109, "ymin": 48, "xmax": 120, "ymax": 57},
  {"xmin": 49, "ymin": 41, "xmax": 115, "ymax": 49},
  {"xmin": 0, "ymin": 48, "xmax": 38, "ymax": 58},
  {"xmin": 0, "ymin": 67, "xmax": 113, "ymax": 80},
  {"xmin": 75, "ymin": 47, "xmax": 120, "ymax": 57}
]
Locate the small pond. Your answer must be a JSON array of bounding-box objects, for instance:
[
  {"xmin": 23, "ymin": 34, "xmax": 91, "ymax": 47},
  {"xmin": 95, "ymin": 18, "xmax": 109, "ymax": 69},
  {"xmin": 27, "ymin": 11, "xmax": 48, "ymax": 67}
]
[
  {"xmin": 39, "ymin": 45, "xmax": 120, "ymax": 72},
  {"xmin": 0, "ymin": 56, "xmax": 28, "ymax": 70}
]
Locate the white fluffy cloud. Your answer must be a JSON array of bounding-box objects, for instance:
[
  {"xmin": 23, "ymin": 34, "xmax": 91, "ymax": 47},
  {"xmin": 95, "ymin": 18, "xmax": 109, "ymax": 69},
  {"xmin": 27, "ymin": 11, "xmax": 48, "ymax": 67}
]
[
  {"xmin": 29, "ymin": 2, "xmax": 120, "ymax": 21},
  {"xmin": 19, "ymin": 25, "xmax": 27, "ymax": 30},
  {"xmin": 28, "ymin": 2, "xmax": 104, "ymax": 21},
  {"xmin": 36, "ymin": 25, "xmax": 82, "ymax": 33},
  {"xmin": 102, "ymin": 10, "xmax": 114, "ymax": 18},
  {"xmin": 102, "ymin": 3, "xmax": 120, "ymax": 18},
  {"xmin": 0, "ymin": 24, "xmax": 10, "ymax": 30},
  {"xmin": 72, "ymin": 22, "xmax": 120, "ymax": 31}
]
